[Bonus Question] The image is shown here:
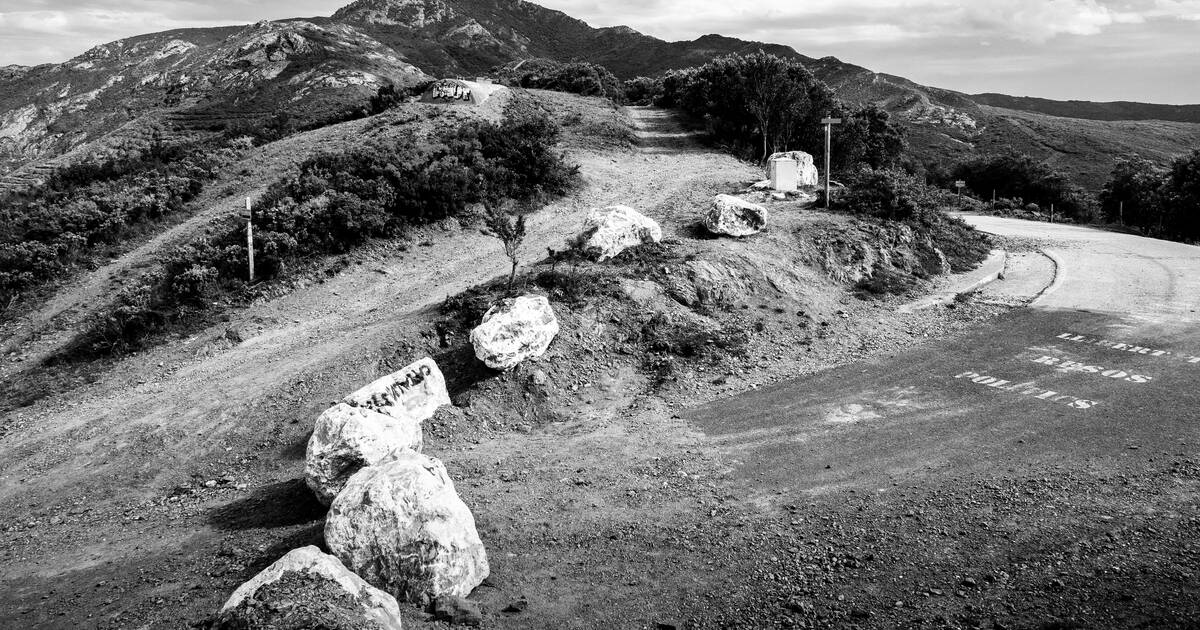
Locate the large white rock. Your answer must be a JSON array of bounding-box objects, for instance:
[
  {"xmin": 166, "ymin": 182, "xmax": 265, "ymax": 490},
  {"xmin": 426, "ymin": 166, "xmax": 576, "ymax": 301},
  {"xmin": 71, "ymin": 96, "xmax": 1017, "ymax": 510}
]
[
  {"xmin": 305, "ymin": 403, "xmax": 424, "ymax": 506},
  {"xmin": 705, "ymin": 195, "xmax": 768, "ymax": 237},
  {"xmin": 469, "ymin": 295, "xmax": 559, "ymax": 370},
  {"xmin": 344, "ymin": 357, "xmax": 451, "ymax": 423},
  {"xmin": 325, "ymin": 451, "xmax": 490, "ymax": 602},
  {"xmin": 578, "ymin": 205, "xmax": 663, "ymax": 261},
  {"xmin": 768, "ymin": 151, "xmax": 819, "ymax": 187},
  {"xmin": 217, "ymin": 545, "xmax": 403, "ymax": 630}
]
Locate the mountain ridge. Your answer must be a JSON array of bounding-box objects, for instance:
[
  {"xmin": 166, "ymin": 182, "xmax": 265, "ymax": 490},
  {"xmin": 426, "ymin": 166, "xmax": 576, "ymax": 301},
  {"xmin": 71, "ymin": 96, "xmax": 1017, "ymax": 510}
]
[{"xmin": 1, "ymin": 0, "xmax": 1198, "ymax": 190}]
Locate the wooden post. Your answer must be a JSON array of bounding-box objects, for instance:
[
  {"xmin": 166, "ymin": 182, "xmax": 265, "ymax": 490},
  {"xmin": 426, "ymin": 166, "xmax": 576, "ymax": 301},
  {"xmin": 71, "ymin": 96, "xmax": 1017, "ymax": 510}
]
[
  {"xmin": 1050, "ymin": 203, "xmax": 1055, "ymax": 224},
  {"xmin": 1119, "ymin": 200, "xmax": 1124, "ymax": 225},
  {"xmin": 992, "ymin": 189, "xmax": 996, "ymax": 211},
  {"xmin": 245, "ymin": 197, "xmax": 254, "ymax": 282},
  {"xmin": 820, "ymin": 117, "xmax": 841, "ymax": 209}
]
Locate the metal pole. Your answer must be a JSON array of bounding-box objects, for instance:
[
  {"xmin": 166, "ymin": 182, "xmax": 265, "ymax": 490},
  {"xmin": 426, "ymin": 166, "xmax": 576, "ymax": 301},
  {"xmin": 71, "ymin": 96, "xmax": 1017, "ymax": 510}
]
[
  {"xmin": 824, "ymin": 122, "xmax": 831, "ymax": 209},
  {"xmin": 246, "ymin": 197, "xmax": 255, "ymax": 282},
  {"xmin": 820, "ymin": 116, "xmax": 840, "ymax": 210}
]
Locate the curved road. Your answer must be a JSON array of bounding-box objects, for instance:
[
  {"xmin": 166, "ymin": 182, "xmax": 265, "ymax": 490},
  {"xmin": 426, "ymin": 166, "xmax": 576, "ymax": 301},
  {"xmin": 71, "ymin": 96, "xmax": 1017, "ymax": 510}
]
[
  {"xmin": 966, "ymin": 215, "xmax": 1200, "ymax": 325},
  {"xmin": 684, "ymin": 217, "xmax": 1200, "ymax": 489}
]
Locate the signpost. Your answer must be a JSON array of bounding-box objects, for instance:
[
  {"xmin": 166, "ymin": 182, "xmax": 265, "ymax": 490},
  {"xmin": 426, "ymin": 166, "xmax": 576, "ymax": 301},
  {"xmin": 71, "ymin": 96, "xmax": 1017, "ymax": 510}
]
[
  {"xmin": 820, "ymin": 117, "xmax": 841, "ymax": 209},
  {"xmin": 243, "ymin": 197, "xmax": 254, "ymax": 282}
]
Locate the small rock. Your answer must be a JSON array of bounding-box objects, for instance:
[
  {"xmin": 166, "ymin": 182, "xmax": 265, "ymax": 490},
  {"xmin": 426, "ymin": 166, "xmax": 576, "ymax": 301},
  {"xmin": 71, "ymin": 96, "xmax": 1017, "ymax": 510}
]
[
  {"xmin": 502, "ymin": 597, "xmax": 529, "ymax": 614},
  {"xmin": 430, "ymin": 595, "xmax": 483, "ymax": 626}
]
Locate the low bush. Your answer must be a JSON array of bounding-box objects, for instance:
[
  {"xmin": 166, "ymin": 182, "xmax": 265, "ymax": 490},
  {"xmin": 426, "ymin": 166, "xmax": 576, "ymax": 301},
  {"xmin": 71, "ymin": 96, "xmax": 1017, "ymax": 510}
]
[
  {"xmin": 835, "ymin": 167, "xmax": 992, "ymax": 274},
  {"xmin": 494, "ymin": 59, "xmax": 624, "ymax": 103},
  {"xmin": 0, "ymin": 139, "xmax": 241, "ymax": 308}
]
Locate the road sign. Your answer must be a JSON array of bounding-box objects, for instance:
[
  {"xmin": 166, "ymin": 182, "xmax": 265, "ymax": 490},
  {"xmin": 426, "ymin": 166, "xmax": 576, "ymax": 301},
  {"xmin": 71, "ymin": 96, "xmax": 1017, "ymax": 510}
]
[
  {"xmin": 955, "ymin": 180, "xmax": 966, "ymax": 189},
  {"xmin": 820, "ymin": 118, "xmax": 843, "ymax": 125}
]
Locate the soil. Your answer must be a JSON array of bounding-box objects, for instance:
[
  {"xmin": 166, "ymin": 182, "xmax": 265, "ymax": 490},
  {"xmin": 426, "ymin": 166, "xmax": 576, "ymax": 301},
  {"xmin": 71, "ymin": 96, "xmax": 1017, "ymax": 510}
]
[{"xmin": 2, "ymin": 93, "xmax": 1192, "ymax": 630}]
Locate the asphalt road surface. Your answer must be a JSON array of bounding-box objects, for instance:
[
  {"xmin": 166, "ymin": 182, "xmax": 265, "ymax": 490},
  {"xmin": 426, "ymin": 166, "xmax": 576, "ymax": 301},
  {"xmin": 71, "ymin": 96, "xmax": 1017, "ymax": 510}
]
[{"xmin": 684, "ymin": 216, "xmax": 1200, "ymax": 493}]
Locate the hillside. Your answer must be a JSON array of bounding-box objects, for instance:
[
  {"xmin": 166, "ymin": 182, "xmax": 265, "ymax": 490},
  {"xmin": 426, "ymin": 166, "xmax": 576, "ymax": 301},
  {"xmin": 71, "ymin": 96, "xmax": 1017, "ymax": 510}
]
[
  {"xmin": 0, "ymin": 19, "xmax": 429, "ymax": 181},
  {"xmin": 1, "ymin": 0, "xmax": 1198, "ymax": 192},
  {"xmin": 972, "ymin": 93, "xmax": 1200, "ymax": 124},
  {"xmin": 0, "ymin": 88, "xmax": 1014, "ymax": 630}
]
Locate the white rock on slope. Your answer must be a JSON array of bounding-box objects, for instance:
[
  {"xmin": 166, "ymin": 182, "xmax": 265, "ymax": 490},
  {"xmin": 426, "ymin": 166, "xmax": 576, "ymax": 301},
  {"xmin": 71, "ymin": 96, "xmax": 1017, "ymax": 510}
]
[
  {"xmin": 469, "ymin": 295, "xmax": 559, "ymax": 370},
  {"xmin": 344, "ymin": 357, "xmax": 451, "ymax": 423},
  {"xmin": 767, "ymin": 150, "xmax": 820, "ymax": 187},
  {"xmin": 325, "ymin": 451, "xmax": 490, "ymax": 601},
  {"xmin": 217, "ymin": 545, "xmax": 403, "ymax": 629},
  {"xmin": 705, "ymin": 194, "xmax": 768, "ymax": 237},
  {"xmin": 305, "ymin": 403, "xmax": 424, "ymax": 506},
  {"xmin": 578, "ymin": 205, "xmax": 663, "ymax": 260}
]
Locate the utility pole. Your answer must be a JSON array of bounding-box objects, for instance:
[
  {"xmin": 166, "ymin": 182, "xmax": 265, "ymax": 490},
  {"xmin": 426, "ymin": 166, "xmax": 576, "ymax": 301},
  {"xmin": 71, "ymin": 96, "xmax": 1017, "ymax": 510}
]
[
  {"xmin": 820, "ymin": 116, "xmax": 841, "ymax": 209},
  {"xmin": 244, "ymin": 197, "xmax": 255, "ymax": 282}
]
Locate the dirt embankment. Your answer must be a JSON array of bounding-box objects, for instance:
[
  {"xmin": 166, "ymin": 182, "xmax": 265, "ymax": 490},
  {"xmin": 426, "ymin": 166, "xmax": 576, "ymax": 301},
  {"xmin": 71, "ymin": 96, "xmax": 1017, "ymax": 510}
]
[{"xmin": 0, "ymin": 93, "xmax": 1027, "ymax": 629}]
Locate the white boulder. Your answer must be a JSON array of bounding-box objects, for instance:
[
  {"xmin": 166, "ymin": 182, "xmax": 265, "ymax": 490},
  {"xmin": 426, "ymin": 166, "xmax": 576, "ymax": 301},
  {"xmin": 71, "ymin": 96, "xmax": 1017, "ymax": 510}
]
[
  {"xmin": 578, "ymin": 205, "xmax": 662, "ymax": 260},
  {"xmin": 305, "ymin": 403, "xmax": 424, "ymax": 506},
  {"xmin": 344, "ymin": 357, "xmax": 451, "ymax": 423},
  {"xmin": 705, "ymin": 195, "xmax": 768, "ymax": 237},
  {"xmin": 469, "ymin": 295, "xmax": 559, "ymax": 370},
  {"xmin": 768, "ymin": 151, "xmax": 819, "ymax": 187},
  {"xmin": 325, "ymin": 451, "xmax": 490, "ymax": 602},
  {"xmin": 217, "ymin": 545, "xmax": 403, "ymax": 630}
]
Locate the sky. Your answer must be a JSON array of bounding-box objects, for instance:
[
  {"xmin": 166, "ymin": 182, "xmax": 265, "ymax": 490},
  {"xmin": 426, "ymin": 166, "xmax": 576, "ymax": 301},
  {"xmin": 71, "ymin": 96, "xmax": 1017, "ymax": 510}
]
[{"xmin": 1, "ymin": 0, "xmax": 1198, "ymax": 104}]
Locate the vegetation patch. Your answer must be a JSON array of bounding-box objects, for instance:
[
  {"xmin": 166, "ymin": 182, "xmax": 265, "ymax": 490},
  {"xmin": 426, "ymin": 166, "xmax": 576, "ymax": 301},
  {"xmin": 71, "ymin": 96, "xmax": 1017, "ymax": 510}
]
[
  {"xmin": 56, "ymin": 104, "xmax": 580, "ymax": 359},
  {"xmin": 0, "ymin": 136, "xmax": 247, "ymax": 311}
]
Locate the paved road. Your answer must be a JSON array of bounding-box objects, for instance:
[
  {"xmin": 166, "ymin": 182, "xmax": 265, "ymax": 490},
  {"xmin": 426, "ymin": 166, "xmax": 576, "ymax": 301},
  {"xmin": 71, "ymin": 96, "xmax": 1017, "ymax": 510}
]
[{"xmin": 684, "ymin": 216, "xmax": 1200, "ymax": 491}]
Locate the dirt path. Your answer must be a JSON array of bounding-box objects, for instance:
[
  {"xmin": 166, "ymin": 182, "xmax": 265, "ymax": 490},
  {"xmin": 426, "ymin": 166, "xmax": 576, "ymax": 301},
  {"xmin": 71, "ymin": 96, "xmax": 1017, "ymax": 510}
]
[{"xmin": 0, "ymin": 101, "xmax": 757, "ymax": 582}]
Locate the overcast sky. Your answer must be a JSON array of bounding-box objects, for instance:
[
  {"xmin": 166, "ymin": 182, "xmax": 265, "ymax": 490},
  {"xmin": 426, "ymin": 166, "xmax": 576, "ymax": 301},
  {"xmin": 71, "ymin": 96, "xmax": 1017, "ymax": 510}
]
[{"xmin": 1, "ymin": 0, "xmax": 1198, "ymax": 103}]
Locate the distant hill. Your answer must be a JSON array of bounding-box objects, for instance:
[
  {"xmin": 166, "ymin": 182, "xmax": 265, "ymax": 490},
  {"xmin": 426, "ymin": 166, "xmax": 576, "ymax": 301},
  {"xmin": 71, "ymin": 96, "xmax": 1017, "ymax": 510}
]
[
  {"xmin": 2, "ymin": 0, "xmax": 1198, "ymax": 191},
  {"xmin": 971, "ymin": 94, "xmax": 1200, "ymax": 124}
]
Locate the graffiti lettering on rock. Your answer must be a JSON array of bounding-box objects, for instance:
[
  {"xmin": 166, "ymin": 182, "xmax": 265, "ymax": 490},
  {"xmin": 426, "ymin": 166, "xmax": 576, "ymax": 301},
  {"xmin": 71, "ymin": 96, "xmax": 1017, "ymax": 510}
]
[{"xmin": 431, "ymin": 81, "xmax": 473, "ymax": 101}]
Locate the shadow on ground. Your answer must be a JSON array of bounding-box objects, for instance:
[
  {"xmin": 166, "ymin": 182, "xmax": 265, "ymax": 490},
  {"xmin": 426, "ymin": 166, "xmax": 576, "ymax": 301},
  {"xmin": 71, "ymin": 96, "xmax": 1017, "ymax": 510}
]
[{"xmin": 207, "ymin": 478, "xmax": 327, "ymax": 531}]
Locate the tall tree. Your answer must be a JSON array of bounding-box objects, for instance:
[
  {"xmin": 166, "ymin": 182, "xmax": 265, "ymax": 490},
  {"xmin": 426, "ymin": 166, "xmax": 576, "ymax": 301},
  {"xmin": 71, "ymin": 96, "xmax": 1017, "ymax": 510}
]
[{"xmin": 1098, "ymin": 155, "xmax": 1165, "ymax": 232}]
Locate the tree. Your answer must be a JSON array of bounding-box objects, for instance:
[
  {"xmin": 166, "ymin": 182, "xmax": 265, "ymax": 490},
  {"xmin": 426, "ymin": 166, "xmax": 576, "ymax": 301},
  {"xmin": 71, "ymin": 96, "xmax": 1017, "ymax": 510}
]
[
  {"xmin": 656, "ymin": 52, "xmax": 834, "ymax": 162},
  {"xmin": 484, "ymin": 201, "xmax": 528, "ymax": 292},
  {"xmin": 830, "ymin": 104, "xmax": 907, "ymax": 174},
  {"xmin": 1098, "ymin": 155, "xmax": 1165, "ymax": 232},
  {"xmin": 1161, "ymin": 149, "xmax": 1200, "ymax": 242}
]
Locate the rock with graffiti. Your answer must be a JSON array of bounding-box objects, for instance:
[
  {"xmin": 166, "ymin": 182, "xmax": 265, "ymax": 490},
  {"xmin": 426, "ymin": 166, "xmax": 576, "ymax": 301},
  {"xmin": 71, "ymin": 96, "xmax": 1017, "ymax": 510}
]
[
  {"xmin": 431, "ymin": 80, "xmax": 473, "ymax": 101},
  {"xmin": 344, "ymin": 356, "xmax": 452, "ymax": 423}
]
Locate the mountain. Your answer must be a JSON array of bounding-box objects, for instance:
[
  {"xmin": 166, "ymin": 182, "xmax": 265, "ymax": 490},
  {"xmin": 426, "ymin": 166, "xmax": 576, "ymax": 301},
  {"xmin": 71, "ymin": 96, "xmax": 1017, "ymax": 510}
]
[
  {"xmin": 0, "ymin": 19, "xmax": 428, "ymax": 184},
  {"xmin": 969, "ymin": 93, "xmax": 1200, "ymax": 124},
  {"xmin": 2, "ymin": 0, "xmax": 1198, "ymax": 191}
]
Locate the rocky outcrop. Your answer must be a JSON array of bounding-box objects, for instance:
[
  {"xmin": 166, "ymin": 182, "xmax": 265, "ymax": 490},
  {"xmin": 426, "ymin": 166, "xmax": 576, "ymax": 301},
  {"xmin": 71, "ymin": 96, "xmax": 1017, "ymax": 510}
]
[
  {"xmin": 768, "ymin": 151, "xmax": 819, "ymax": 187},
  {"xmin": 305, "ymin": 403, "xmax": 424, "ymax": 506},
  {"xmin": 470, "ymin": 295, "xmax": 559, "ymax": 370},
  {"xmin": 214, "ymin": 546, "xmax": 403, "ymax": 630},
  {"xmin": 325, "ymin": 451, "xmax": 490, "ymax": 601},
  {"xmin": 577, "ymin": 205, "xmax": 663, "ymax": 260},
  {"xmin": 344, "ymin": 357, "xmax": 451, "ymax": 423},
  {"xmin": 705, "ymin": 195, "xmax": 767, "ymax": 237}
]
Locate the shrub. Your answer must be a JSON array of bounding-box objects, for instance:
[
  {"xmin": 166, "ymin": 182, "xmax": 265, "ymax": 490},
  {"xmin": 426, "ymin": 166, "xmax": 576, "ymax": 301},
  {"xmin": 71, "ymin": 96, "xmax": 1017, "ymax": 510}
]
[
  {"xmin": 495, "ymin": 59, "xmax": 625, "ymax": 103},
  {"xmin": 0, "ymin": 139, "xmax": 238, "ymax": 306},
  {"xmin": 65, "ymin": 106, "xmax": 580, "ymax": 356}
]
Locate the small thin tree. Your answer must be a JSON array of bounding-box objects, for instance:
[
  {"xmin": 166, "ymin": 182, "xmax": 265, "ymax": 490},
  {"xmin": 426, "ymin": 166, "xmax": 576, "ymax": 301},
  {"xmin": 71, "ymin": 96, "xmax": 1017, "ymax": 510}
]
[{"xmin": 484, "ymin": 200, "xmax": 528, "ymax": 292}]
